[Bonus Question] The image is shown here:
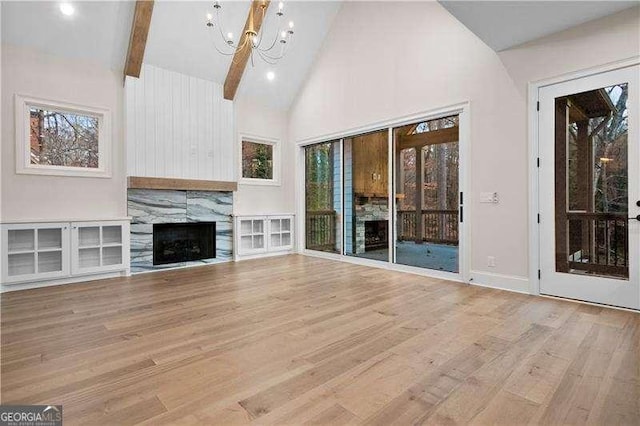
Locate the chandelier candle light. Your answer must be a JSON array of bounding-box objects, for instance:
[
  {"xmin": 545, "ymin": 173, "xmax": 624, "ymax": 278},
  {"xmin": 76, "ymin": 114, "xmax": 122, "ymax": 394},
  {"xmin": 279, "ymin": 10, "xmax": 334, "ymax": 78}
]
[{"xmin": 206, "ymin": 0, "xmax": 294, "ymax": 65}]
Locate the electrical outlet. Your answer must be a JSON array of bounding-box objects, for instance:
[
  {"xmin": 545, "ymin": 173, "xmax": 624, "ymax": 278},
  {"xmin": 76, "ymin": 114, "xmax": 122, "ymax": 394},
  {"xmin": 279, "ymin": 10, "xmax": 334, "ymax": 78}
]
[{"xmin": 487, "ymin": 256, "xmax": 496, "ymax": 267}]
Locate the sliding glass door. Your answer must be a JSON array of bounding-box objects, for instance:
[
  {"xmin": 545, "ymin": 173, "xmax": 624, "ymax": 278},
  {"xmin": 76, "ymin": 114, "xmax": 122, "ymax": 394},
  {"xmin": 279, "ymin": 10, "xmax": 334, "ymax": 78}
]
[
  {"xmin": 304, "ymin": 141, "xmax": 341, "ymax": 253},
  {"xmin": 393, "ymin": 116, "xmax": 460, "ymax": 272},
  {"xmin": 343, "ymin": 130, "xmax": 389, "ymax": 262},
  {"xmin": 302, "ymin": 111, "xmax": 464, "ymax": 276}
]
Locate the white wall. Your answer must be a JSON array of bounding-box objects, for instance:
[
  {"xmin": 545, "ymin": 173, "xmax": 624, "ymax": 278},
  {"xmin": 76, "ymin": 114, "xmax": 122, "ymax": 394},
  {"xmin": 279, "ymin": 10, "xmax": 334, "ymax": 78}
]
[
  {"xmin": 288, "ymin": 2, "xmax": 640, "ymax": 288},
  {"xmin": 498, "ymin": 7, "xmax": 640, "ymax": 94},
  {"xmin": 125, "ymin": 64, "xmax": 234, "ymax": 181},
  {"xmin": 234, "ymin": 96, "xmax": 293, "ymax": 215},
  {"xmin": 1, "ymin": 44, "xmax": 126, "ymax": 221}
]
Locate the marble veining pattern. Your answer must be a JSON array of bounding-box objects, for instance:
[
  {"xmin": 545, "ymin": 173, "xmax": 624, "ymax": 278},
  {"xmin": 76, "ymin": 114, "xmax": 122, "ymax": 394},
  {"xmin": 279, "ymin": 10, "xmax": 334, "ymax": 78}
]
[
  {"xmin": 128, "ymin": 189, "xmax": 233, "ymax": 273},
  {"xmin": 128, "ymin": 189, "xmax": 187, "ymax": 224}
]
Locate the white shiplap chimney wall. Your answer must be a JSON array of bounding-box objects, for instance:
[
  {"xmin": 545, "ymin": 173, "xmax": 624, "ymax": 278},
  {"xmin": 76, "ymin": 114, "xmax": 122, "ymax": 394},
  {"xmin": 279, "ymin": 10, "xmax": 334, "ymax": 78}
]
[{"xmin": 125, "ymin": 64, "xmax": 234, "ymax": 181}]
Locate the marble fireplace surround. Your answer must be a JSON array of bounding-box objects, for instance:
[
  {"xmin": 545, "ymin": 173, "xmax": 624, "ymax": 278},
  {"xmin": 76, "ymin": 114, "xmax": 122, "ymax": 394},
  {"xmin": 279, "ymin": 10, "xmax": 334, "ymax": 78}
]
[{"xmin": 127, "ymin": 188, "xmax": 233, "ymax": 273}]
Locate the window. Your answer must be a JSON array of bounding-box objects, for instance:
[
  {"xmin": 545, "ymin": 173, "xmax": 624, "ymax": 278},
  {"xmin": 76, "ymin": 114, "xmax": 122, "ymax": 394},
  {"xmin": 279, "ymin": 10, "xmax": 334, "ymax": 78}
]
[
  {"xmin": 15, "ymin": 95, "xmax": 111, "ymax": 177},
  {"xmin": 240, "ymin": 137, "xmax": 279, "ymax": 185}
]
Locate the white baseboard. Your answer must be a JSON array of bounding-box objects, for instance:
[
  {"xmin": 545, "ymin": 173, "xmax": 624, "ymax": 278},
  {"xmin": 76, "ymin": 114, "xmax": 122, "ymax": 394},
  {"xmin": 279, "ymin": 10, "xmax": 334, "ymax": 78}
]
[
  {"xmin": 1, "ymin": 271, "xmax": 127, "ymax": 293},
  {"xmin": 234, "ymin": 251, "xmax": 293, "ymax": 262},
  {"xmin": 469, "ymin": 270, "xmax": 530, "ymax": 294}
]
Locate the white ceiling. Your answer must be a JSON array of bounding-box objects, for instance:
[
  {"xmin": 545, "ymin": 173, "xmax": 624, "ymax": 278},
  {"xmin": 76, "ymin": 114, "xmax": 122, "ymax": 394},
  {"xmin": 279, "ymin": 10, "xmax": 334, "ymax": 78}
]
[
  {"xmin": 3, "ymin": 1, "xmax": 634, "ymax": 109},
  {"xmin": 1, "ymin": 1, "xmax": 134, "ymax": 71},
  {"xmin": 144, "ymin": 1, "xmax": 342, "ymax": 109},
  {"xmin": 439, "ymin": 1, "xmax": 639, "ymax": 51}
]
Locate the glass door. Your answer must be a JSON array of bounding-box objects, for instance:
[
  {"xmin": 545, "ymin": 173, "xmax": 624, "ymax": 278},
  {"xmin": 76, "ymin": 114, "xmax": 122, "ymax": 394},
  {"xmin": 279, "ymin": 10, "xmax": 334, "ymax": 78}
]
[
  {"xmin": 343, "ymin": 130, "xmax": 390, "ymax": 262},
  {"xmin": 393, "ymin": 116, "xmax": 460, "ymax": 272},
  {"xmin": 304, "ymin": 141, "xmax": 342, "ymax": 254},
  {"xmin": 539, "ymin": 65, "xmax": 639, "ymax": 309}
]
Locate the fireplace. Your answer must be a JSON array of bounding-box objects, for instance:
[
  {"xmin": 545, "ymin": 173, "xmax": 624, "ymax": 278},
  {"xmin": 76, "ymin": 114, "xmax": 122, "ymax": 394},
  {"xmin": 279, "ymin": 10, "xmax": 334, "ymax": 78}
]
[
  {"xmin": 365, "ymin": 220, "xmax": 388, "ymax": 251},
  {"xmin": 153, "ymin": 222, "xmax": 216, "ymax": 265}
]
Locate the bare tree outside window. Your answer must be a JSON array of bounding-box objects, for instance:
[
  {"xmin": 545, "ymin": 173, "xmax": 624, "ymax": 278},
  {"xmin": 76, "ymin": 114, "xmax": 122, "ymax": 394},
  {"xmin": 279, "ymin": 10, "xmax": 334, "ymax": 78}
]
[
  {"xmin": 242, "ymin": 141, "xmax": 273, "ymax": 180},
  {"xmin": 29, "ymin": 107, "xmax": 99, "ymax": 168}
]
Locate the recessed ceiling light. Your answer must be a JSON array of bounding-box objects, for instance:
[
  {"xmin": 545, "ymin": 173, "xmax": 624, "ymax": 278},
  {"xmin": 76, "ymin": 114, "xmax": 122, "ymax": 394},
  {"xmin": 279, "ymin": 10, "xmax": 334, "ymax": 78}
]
[
  {"xmin": 266, "ymin": 71, "xmax": 275, "ymax": 81},
  {"xmin": 59, "ymin": 2, "xmax": 75, "ymax": 16}
]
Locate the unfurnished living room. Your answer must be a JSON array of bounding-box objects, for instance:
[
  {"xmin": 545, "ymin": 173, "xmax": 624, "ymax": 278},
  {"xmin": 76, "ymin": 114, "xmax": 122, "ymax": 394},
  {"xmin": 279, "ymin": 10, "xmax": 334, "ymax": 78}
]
[{"xmin": 0, "ymin": 0, "xmax": 639, "ymax": 424}]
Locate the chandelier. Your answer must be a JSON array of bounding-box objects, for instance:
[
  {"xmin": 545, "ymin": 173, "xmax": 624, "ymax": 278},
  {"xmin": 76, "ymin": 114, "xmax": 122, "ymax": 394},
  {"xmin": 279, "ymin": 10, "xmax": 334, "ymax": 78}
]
[{"xmin": 206, "ymin": 1, "xmax": 295, "ymax": 65}]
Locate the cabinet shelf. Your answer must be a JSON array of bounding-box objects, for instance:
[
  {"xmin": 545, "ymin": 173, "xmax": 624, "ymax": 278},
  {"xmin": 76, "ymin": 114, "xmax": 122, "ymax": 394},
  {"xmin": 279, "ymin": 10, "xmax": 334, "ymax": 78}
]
[
  {"xmin": 7, "ymin": 249, "xmax": 35, "ymax": 255},
  {"xmin": 37, "ymin": 247, "xmax": 64, "ymax": 253}
]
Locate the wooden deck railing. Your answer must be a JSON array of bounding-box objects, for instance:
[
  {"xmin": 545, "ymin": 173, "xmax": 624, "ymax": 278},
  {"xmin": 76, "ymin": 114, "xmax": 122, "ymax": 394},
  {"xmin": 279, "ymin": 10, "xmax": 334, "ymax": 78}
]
[
  {"xmin": 397, "ymin": 209, "xmax": 458, "ymax": 244},
  {"xmin": 306, "ymin": 210, "xmax": 337, "ymax": 251},
  {"xmin": 566, "ymin": 212, "xmax": 628, "ymax": 277}
]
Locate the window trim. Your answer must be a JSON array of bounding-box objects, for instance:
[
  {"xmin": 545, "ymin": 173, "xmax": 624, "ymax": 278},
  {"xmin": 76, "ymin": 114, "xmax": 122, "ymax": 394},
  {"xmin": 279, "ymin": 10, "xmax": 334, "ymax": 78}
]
[
  {"xmin": 238, "ymin": 134, "xmax": 281, "ymax": 186},
  {"xmin": 15, "ymin": 94, "xmax": 112, "ymax": 178}
]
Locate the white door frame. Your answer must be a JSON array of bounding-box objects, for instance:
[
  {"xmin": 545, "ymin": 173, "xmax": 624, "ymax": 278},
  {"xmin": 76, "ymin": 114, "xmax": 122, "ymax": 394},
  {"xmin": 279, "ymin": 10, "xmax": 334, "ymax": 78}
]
[
  {"xmin": 528, "ymin": 56, "xmax": 640, "ymax": 298},
  {"xmin": 295, "ymin": 101, "xmax": 471, "ymax": 283}
]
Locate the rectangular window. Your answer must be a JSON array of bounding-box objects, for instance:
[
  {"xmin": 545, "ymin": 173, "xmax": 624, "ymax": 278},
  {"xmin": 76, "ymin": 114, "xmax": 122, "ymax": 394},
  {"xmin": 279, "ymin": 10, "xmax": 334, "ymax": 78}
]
[
  {"xmin": 29, "ymin": 107, "xmax": 99, "ymax": 168},
  {"xmin": 16, "ymin": 95, "xmax": 111, "ymax": 177},
  {"xmin": 240, "ymin": 138, "xmax": 279, "ymax": 185}
]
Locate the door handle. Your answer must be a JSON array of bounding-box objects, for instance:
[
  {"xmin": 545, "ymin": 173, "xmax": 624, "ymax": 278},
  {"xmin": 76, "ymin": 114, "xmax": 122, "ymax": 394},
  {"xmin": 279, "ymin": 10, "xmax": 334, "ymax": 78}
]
[{"xmin": 629, "ymin": 214, "xmax": 640, "ymax": 221}]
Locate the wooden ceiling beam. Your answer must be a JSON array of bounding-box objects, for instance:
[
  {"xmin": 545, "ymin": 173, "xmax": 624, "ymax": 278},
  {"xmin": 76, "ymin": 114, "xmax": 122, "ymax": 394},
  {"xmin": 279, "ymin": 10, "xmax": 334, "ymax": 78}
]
[
  {"xmin": 223, "ymin": 1, "xmax": 270, "ymax": 100},
  {"xmin": 124, "ymin": 0, "xmax": 155, "ymax": 80},
  {"xmin": 396, "ymin": 126, "xmax": 459, "ymax": 151}
]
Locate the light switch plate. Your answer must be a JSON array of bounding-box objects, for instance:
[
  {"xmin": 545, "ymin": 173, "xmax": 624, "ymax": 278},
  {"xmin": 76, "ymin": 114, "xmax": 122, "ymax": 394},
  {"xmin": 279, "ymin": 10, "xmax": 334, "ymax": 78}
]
[{"xmin": 480, "ymin": 192, "xmax": 499, "ymax": 203}]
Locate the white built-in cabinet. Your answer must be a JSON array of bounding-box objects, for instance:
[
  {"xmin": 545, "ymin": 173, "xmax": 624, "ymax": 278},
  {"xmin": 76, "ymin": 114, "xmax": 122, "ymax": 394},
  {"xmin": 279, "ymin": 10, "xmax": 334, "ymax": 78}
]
[
  {"xmin": 2, "ymin": 223, "xmax": 70, "ymax": 283},
  {"xmin": 235, "ymin": 215, "xmax": 294, "ymax": 258},
  {"xmin": 2, "ymin": 220, "xmax": 130, "ymax": 286},
  {"xmin": 72, "ymin": 222, "xmax": 127, "ymax": 275}
]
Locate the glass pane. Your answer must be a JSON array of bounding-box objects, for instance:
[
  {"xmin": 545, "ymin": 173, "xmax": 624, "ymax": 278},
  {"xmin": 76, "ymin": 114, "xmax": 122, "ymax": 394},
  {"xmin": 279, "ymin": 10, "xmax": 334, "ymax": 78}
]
[
  {"xmin": 38, "ymin": 228, "xmax": 62, "ymax": 250},
  {"xmin": 8, "ymin": 253, "xmax": 35, "ymax": 276},
  {"xmin": 241, "ymin": 235, "xmax": 252, "ymax": 250},
  {"xmin": 102, "ymin": 246, "xmax": 123, "ymax": 266},
  {"xmin": 79, "ymin": 227, "xmax": 100, "ymax": 247},
  {"xmin": 240, "ymin": 220, "xmax": 252, "ymax": 235},
  {"xmin": 305, "ymin": 140, "xmax": 342, "ymax": 254},
  {"xmin": 38, "ymin": 251, "xmax": 62, "ymax": 273},
  {"xmin": 79, "ymin": 247, "xmax": 100, "ymax": 268},
  {"xmin": 343, "ymin": 130, "xmax": 389, "ymax": 261},
  {"xmin": 29, "ymin": 106, "xmax": 99, "ymax": 168},
  {"xmin": 556, "ymin": 83, "xmax": 629, "ymax": 279},
  {"xmin": 394, "ymin": 115, "xmax": 460, "ymax": 272},
  {"xmin": 242, "ymin": 141, "xmax": 273, "ymax": 179},
  {"xmin": 102, "ymin": 226, "xmax": 122, "ymax": 245},
  {"xmin": 8, "ymin": 229, "xmax": 35, "ymax": 252}
]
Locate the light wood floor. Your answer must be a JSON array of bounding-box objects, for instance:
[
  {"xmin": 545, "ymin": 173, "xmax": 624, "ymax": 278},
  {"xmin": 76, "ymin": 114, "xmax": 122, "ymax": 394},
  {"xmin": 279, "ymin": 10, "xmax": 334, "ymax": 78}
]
[{"xmin": 1, "ymin": 255, "xmax": 638, "ymax": 425}]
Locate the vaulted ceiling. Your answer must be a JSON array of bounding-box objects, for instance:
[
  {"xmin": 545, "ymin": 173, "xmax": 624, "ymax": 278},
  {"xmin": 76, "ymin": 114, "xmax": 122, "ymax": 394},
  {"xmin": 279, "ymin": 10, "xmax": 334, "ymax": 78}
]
[
  {"xmin": 439, "ymin": 0, "xmax": 639, "ymax": 51},
  {"xmin": 143, "ymin": 1, "xmax": 342, "ymax": 109},
  {"xmin": 2, "ymin": 1, "xmax": 636, "ymax": 110},
  {"xmin": 1, "ymin": 1, "xmax": 134, "ymax": 71}
]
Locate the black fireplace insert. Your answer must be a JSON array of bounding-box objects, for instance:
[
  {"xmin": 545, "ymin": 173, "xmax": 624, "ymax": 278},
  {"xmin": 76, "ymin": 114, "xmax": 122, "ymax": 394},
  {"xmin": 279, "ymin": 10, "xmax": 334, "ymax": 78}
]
[
  {"xmin": 365, "ymin": 220, "xmax": 388, "ymax": 251},
  {"xmin": 153, "ymin": 222, "xmax": 216, "ymax": 265}
]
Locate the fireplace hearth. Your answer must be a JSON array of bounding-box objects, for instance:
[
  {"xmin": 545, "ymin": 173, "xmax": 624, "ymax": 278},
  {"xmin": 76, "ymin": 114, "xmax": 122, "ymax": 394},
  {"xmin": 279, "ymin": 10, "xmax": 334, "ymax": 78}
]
[{"xmin": 153, "ymin": 222, "xmax": 216, "ymax": 265}]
